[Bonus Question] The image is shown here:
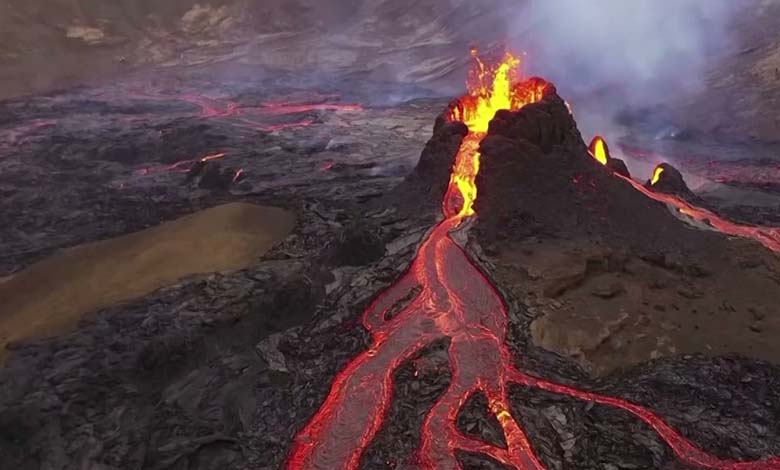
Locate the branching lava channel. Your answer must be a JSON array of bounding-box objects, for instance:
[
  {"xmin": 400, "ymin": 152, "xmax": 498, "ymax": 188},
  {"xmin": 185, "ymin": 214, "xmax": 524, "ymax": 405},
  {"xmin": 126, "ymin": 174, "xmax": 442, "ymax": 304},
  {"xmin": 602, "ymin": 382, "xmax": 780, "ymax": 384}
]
[{"xmin": 286, "ymin": 52, "xmax": 780, "ymax": 470}]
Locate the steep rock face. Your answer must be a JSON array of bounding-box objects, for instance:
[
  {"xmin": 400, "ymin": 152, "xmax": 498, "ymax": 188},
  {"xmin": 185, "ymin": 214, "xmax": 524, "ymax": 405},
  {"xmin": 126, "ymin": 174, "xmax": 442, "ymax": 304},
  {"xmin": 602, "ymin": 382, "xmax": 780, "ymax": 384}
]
[
  {"xmin": 405, "ymin": 119, "xmax": 467, "ymax": 202},
  {"xmin": 670, "ymin": 0, "xmax": 780, "ymax": 142}
]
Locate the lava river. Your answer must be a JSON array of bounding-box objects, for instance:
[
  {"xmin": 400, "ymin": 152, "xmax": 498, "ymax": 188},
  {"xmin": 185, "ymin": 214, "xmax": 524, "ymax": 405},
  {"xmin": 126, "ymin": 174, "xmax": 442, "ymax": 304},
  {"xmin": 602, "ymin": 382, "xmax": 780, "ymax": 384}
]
[{"xmin": 286, "ymin": 53, "xmax": 780, "ymax": 470}]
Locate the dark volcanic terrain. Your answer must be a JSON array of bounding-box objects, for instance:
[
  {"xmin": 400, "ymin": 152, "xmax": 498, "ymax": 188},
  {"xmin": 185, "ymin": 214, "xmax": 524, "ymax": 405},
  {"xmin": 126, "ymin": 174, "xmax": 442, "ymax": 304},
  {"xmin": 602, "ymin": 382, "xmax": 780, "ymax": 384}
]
[{"xmin": 0, "ymin": 64, "xmax": 778, "ymax": 470}]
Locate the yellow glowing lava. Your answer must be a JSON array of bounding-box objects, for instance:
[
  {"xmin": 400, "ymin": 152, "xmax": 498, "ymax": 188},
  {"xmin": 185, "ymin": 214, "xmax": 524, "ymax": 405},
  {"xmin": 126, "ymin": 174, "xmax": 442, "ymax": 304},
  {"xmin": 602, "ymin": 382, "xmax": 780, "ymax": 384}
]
[
  {"xmin": 591, "ymin": 137, "xmax": 608, "ymax": 165},
  {"xmin": 651, "ymin": 166, "xmax": 665, "ymax": 185},
  {"xmin": 446, "ymin": 50, "xmax": 548, "ymax": 219},
  {"xmin": 451, "ymin": 135, "xmax": 483, "ymax": 218},
  {"xmin": 461, "ymin": 50, "xmax": 522, "ymax": 133}
]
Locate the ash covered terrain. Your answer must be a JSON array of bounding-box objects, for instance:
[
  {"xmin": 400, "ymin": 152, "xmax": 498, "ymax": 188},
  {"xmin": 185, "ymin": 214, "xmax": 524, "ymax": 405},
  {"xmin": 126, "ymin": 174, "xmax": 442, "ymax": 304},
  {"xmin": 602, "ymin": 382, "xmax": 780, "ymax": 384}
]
[{"xmin": 1, "ymin": 2, "xmax": 780, "ymax": 470}]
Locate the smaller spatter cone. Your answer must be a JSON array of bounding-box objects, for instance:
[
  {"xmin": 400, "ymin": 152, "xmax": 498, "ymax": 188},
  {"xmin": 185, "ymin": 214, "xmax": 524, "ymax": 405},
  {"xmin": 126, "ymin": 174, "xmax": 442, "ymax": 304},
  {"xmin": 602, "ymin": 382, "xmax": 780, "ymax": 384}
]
[
  {"xmin": 645, "ymin": 162, "xmax": 695, "ymax": 197},
  {"xmin": 588, "ymin": 136, "xmax": 631, "ymax": 178}
]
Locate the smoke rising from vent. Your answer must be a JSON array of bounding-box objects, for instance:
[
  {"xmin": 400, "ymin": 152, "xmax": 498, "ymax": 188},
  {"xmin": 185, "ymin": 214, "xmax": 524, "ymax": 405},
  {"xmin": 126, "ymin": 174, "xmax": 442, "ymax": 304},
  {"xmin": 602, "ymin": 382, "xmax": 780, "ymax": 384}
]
[{"xmin": 509, "ymin": 0, "xmax": 738, "ymax": 137}]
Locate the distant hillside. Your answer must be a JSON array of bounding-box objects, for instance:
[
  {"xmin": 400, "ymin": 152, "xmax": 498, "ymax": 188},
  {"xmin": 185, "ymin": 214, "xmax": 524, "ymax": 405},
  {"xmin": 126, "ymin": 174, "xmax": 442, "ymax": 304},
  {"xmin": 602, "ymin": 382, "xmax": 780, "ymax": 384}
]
[
  {"xmin": 673, "ymin": 0, "xmax": 780, "ymax": 142},
  {"xmin": 0, "ymin": 0, "xmax": 509, "ymax": 99},
  {"xmin": 1, "ymin": 0, "xmax": 779, "ymax": 142}
]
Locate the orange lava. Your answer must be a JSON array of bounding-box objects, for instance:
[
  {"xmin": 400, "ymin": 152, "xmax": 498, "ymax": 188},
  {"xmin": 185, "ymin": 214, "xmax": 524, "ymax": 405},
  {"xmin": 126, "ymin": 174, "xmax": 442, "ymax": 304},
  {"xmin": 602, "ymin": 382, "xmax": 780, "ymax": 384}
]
[
  {"xmin": 285, "ymin": 52, "xmax": 780, "ymax": 470},
  {"xmin": 181, "ymin": 95, "xmax": 240, "ymax": 118},
  {"xmin": 255, "ymin": 102, "xmax": 363, "ymax": 115}
]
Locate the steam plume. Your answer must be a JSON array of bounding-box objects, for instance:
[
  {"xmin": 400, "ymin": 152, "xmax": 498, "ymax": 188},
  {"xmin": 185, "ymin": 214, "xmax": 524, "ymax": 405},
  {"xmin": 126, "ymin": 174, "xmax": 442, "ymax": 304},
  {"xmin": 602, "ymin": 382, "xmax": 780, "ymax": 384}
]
[{"xmin": 509, "ymin": 0, "xmax": 738, "ymax": 137}]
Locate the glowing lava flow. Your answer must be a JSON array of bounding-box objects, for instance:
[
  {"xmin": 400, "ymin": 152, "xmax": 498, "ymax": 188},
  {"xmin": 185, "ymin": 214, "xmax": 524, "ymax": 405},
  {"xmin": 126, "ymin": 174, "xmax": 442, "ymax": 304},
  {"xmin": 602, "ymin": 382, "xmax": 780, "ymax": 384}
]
[
  {"xmin": 621, "ymin": 171, "xmax": 780, "ymax": 253},
  {"xmin": 286, "ymin": 53, "xmax": 780, "ymax": 470}
]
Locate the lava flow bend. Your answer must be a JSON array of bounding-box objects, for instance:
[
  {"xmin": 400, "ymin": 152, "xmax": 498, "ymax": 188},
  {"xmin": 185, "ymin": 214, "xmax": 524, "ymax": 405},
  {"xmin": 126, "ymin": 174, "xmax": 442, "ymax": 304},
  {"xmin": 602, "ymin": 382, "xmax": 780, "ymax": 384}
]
[{"xmin": 286, "ymin": 51, "xmax": 780, "ymax": 470}]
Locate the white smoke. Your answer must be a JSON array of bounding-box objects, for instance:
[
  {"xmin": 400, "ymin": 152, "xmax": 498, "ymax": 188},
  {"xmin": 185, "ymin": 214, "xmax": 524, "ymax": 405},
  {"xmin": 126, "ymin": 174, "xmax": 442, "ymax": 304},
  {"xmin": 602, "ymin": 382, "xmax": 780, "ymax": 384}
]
[{"xmin": 507, "ymin": 0, "xmax": 739, "ymax": 137}]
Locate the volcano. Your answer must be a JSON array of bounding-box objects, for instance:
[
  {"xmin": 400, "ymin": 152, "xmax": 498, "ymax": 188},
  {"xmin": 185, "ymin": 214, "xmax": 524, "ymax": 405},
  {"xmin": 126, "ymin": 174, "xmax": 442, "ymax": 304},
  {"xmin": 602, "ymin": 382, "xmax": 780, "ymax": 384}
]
[{"xmin": 284, "ymin": 53, "xmax": 780, "ymax": 470}]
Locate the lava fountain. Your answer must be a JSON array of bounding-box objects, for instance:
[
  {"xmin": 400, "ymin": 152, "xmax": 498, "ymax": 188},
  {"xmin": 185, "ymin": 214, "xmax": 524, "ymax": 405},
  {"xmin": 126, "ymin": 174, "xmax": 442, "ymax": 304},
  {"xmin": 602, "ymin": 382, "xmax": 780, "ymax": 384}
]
[{"xmin": 286, "ymin": 52, "xmax": 780, "ymax": 470}]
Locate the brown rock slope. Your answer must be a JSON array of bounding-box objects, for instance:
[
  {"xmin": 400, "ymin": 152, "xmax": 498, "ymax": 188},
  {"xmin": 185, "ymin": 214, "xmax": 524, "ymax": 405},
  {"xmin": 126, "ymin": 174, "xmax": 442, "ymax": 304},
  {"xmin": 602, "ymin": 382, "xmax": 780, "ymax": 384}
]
[{"xmin": 472, "ymin": 88, "xmax": 780, "ymax": 375}]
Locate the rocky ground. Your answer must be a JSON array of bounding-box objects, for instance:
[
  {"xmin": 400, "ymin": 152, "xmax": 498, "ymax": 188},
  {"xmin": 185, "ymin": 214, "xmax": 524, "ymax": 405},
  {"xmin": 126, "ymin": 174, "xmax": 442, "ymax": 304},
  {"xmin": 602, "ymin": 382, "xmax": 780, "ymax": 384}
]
[{"xmin": 0, "ymin": 72, "xmax": 779, "ymax": 470}]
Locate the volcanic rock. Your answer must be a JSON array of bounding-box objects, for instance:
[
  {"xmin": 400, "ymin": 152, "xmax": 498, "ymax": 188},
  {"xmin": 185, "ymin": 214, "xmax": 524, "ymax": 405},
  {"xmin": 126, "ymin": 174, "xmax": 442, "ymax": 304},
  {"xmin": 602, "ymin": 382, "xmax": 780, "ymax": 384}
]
[
  {"xmin": 474, "ymin": 89, "xmax": 736, "ymax": 252},
  {"xmin": 590, "ymin": 281, "xmax": 625, "ymax": 299},
  {"xmin": 606, "ymin": 158, "xmax": 631, "ymax": 178},
  {"xmin": 193, "ymin": 161, "xmax": 234, "ymax": 190},
  {"xmin": 487, "ymin": 84, "xmax": 582, "ymax": 154},
  {"xmin": 326, "ymin": 223, "xmax": 386, "ymax": 267},
  {"xmin": 406, "ymin": 119, "xmax": 467, "ymax": 200}
]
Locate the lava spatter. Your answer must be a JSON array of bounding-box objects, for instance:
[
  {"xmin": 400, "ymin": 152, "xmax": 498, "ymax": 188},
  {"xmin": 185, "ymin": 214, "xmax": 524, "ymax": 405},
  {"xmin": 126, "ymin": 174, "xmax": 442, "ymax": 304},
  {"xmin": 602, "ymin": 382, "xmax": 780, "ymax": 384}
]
[{"xmin": 286, "ymin": 52, "xmax": 780, "ymax": 470}]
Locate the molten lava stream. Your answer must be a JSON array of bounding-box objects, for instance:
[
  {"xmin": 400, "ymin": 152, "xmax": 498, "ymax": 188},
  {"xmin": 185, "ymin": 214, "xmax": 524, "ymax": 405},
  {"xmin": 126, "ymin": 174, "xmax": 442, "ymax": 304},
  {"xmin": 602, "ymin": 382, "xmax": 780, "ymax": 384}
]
[
  {"xmin": 623, "ymin": 173, "xmax": 780, "ymax": 253},
  {"xmin": 286, "ymin": 52, "xmax": 780, "ymax": 470}
]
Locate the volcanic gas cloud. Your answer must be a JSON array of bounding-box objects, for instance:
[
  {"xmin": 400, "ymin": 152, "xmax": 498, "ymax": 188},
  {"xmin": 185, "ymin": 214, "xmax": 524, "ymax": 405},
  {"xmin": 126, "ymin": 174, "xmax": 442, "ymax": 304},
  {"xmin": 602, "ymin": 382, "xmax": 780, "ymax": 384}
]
[{"xmin": 286, "ymin": 51, "xmax": 780, "ymax": 470}]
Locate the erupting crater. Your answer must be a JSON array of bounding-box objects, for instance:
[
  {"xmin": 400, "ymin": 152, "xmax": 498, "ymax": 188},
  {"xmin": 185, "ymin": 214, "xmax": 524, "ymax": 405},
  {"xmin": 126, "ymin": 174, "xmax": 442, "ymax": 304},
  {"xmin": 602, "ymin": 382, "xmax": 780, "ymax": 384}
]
[{"xmin": 286, "ymin": 52, "xmax": 780, "ymax": 470}]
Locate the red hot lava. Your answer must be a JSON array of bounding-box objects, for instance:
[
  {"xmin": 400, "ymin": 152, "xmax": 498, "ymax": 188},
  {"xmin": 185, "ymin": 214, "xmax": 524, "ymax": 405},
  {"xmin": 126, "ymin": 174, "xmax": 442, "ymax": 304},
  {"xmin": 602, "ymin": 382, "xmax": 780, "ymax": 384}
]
[
  {"xmin": 124, "ymin": 85, "xmax": 361, "ymax": 135},
  {"xmin": 254, "ymin": 102, "xmax": 364, "ymax": 115},
  {"xmin": 286, "ymin": 53, "xmax": 780, "ymax": 470}
]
